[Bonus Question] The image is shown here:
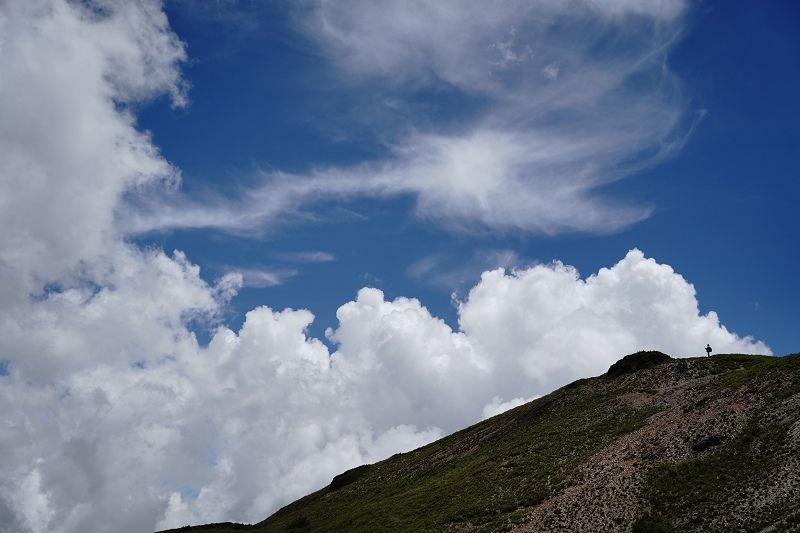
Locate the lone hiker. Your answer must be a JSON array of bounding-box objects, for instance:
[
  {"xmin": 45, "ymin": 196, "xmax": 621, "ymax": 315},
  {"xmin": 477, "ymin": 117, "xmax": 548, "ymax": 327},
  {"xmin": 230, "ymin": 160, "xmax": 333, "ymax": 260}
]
[{"xmin": 705, "ymin": 344, "xmax": 712, "ymax": 357}]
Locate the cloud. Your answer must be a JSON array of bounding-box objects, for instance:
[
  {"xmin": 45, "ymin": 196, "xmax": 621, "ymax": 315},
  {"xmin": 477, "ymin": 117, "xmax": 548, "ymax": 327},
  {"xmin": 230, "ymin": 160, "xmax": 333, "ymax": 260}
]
[
  {"xmin": 457, "ymin": 249, "xmax": 770, "ymax": 387},
  {"xmin": 481, "ymin": 396, "xmax": 541, "ymax": 420},
  {"xmin": 274, "ymin": 251, "xmax": 336, "ymax": 263},
  {"xmin": 234, "ymin": 267, "xmax": 297, "ymax": 288},
  {"xmin": 407, "ymin": 248, "xmax": 526, "ymax": 292},
  {"xmin": 541, "ymin": 63, "xmax": 560, "ymax": 81},
  {"xmin": 122, "ymin": 0, "xmax": 696, "ymax": 237},
  {"xmin": 0, "ymin": 0, "xmax": 185, "ymax": 285},
  {"xmin": 303, "ymin": 0, "xmax": 685, "ymax": 88}
]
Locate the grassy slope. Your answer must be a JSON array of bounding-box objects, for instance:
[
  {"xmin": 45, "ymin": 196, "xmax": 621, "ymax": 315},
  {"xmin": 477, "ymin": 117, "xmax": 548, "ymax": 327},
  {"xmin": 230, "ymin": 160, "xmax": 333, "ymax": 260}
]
[
  {"xmin": 640, "ymin": 354, "xmax": 800, "ymax": 532},
  {"xmin": 159, "ymin": 352, "xmax": 800, "ymax": 533}
]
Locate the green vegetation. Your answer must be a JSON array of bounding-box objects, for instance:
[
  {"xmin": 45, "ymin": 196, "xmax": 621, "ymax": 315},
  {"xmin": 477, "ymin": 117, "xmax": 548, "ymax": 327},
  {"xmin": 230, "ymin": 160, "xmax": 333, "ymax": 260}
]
[
  {"xmin": 250, "ymin": 380, "xmax": 661, "ymax": 533},
  {"xmin": 631, "ymin": 513, "xmax": 674, "ymax": 533},
  {"xmin": 159, "ymin": 352, "xmax": 800, "ymax": 533},
  {"xmin": 642, "ymin": 353, "xmax": 800, "ymax": 532},
  {"xmin": 606, "ymin": 350, "xmax": 672, "ymax": 378},
  {"xmin": 708, "ymin": 352, "xmax": 800, "ymax": 391},
  {"xmin": 329, "ymin": 464, "xmax": 374, "ymax": 492}
]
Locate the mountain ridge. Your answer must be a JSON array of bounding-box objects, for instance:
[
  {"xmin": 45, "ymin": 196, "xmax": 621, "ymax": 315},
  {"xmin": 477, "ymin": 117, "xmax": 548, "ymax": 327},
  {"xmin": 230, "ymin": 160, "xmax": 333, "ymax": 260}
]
[{"xmin": 159, "ymin": 351, "xmax": 800, "ymax": 532}]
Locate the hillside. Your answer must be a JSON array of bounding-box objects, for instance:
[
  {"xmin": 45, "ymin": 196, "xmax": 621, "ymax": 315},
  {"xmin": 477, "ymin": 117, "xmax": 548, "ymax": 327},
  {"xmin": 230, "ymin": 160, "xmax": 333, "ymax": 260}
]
[{"xmin": 160, "ymin": 352, "xmax": 800, "ymax": 532}]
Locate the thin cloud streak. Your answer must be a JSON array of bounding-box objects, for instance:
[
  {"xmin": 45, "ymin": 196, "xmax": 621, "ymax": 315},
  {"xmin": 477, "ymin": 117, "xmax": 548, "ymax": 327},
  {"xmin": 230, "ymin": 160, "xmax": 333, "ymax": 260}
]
[
  {"xmin": 235, "ymin": 267, "xmax": 298, "ymax": 288},
  {"xmin": 275, "ymin": 251, "xmax": 336, "ymax": 263},
  {"xmin": 119, "ymin": 0, "xmax": 695, "ymax": 238},
  {"xmin": 407, "ymin": 248, "xmax": 527, "ymax": 292}
]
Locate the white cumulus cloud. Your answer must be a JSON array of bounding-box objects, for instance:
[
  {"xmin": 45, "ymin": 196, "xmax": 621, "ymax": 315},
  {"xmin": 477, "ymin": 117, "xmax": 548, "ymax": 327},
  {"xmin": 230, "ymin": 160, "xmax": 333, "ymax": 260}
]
[{"xmin": 0, "ymin": 0, "xmax": 185, "ymax": 285}]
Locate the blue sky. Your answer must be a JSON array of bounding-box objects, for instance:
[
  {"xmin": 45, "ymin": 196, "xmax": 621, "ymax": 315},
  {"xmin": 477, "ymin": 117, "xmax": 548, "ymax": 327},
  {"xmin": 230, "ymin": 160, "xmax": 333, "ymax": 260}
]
[
  {"xmin": 136, "ymin": 0, "xmax": 799, "ymax": 355},
  {"xmin": 0, "ymin": 1, "xmax": 798, "ymax": 531}
]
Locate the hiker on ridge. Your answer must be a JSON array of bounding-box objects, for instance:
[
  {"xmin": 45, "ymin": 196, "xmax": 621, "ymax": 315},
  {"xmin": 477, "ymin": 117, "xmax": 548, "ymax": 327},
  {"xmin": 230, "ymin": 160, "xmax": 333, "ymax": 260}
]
[{"xmin": 705, "ymin": 344, "xmax": 712, "ymax": 357}]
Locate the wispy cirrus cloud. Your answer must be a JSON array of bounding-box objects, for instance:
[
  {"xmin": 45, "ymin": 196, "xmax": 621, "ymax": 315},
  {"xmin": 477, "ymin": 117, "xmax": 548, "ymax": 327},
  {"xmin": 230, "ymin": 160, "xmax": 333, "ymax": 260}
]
[
  {"xmin": 407, "ymin": 248, "xmax": 527, "ymax": 292},
  {"xmin": 234, "ymin": 267, "xmax": 297, "ymax": 288},
  {"xmin": 275, "ymin": 251, "xmax": 336, "ymax": 263},
  {"xmin": 120, "ymin": 0, "xmax": 698, "ymax": 238}
]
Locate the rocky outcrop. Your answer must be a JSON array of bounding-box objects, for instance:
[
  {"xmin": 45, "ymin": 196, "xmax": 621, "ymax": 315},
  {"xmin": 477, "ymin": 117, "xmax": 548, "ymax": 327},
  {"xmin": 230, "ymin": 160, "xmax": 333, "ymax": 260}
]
[{"xmin": 512, "ymin": 356, "xmax": 800, "ymax": 532}]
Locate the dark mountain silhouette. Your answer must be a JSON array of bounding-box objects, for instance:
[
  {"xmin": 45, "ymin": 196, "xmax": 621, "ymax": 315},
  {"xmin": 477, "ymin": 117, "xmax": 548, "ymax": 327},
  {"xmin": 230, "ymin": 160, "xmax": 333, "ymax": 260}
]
[{"xmin": 159, "ymin": 351, "xmax": 800, "ymax": 532}]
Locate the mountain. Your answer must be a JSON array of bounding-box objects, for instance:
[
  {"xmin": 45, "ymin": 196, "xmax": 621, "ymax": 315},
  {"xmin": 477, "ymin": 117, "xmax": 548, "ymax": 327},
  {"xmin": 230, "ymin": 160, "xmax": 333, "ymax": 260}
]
[{"xmin": 159, "ymin": 351, "xmax": 800, "ymax": 532}]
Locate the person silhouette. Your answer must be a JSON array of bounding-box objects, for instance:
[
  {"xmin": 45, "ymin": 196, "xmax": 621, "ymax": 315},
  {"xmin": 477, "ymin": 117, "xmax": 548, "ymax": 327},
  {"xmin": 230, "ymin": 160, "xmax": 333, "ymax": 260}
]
[{"xmin": 705, "ymin": 344, "xmax": 712, "ymax": 357}]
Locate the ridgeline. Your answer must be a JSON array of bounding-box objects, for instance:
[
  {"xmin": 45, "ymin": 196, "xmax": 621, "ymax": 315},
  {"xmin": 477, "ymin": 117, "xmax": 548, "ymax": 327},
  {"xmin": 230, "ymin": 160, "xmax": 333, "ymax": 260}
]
[{"xmin": 160, "ymin": 351, "xmax": 800, "ymax": 532}]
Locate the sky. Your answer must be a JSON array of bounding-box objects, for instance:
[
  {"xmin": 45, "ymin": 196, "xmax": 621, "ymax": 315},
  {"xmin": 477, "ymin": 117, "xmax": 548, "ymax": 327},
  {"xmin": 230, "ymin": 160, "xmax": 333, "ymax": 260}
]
[{"xmin": 0, "ymin": 0, "xmax": 798, "ymax": 531}]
